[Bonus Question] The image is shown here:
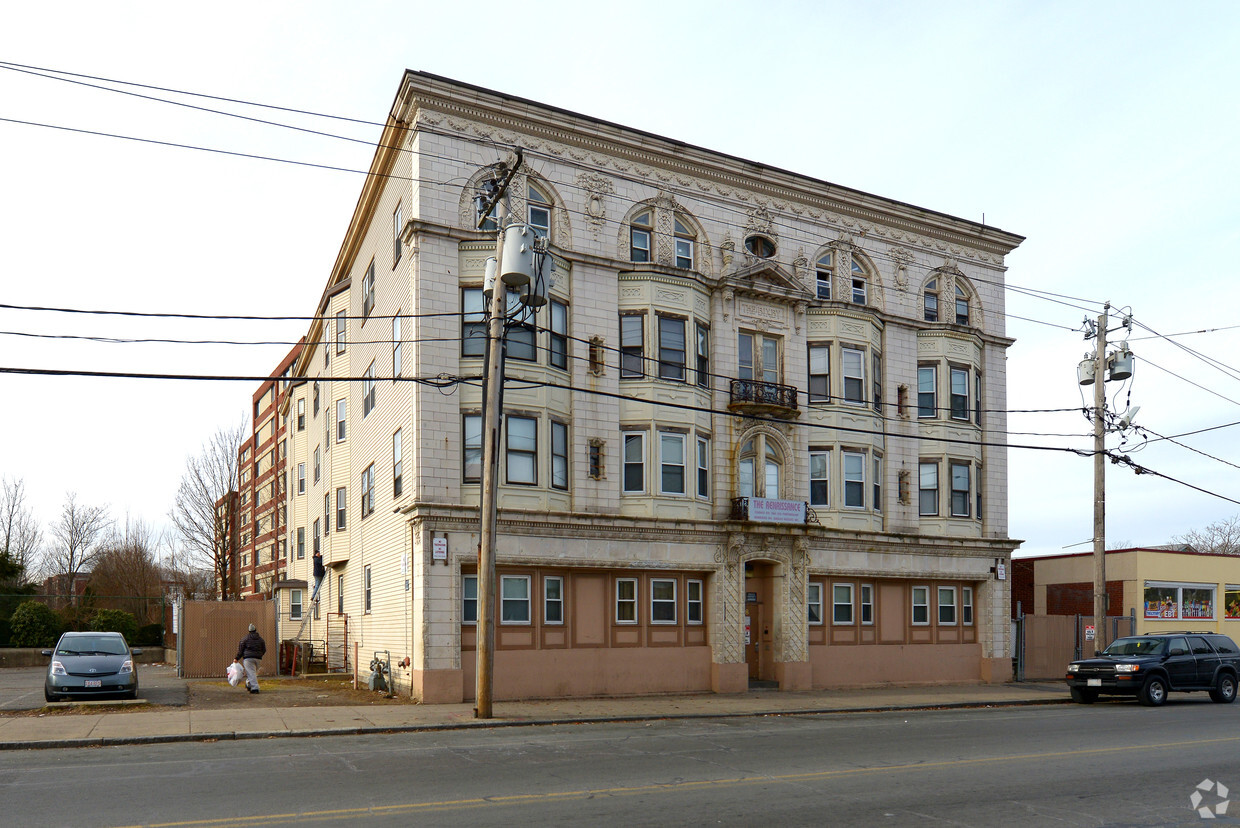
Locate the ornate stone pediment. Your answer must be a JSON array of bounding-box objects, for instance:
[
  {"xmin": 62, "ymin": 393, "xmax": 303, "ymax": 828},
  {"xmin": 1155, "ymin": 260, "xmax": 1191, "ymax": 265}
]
[{"xmin": 719, "ymin": 260, "xmax": 815, "ymax": 306}]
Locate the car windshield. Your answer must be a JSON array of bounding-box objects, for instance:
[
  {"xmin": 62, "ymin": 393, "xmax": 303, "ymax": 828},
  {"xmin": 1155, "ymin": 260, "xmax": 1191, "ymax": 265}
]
[
  {"xmin": 57, "ymin": 637, "xmax": 127, "ymax": 655},
  {"xmin": 1102, "ymin": 637, "xmax": 1165, "ymax": 657}
]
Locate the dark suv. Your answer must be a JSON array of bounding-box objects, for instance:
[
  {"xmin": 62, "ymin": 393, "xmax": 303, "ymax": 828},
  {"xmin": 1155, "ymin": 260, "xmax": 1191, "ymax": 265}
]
[{"xmin": 1065, "ymin": 632, "xmax": 1240, "ymax": 706}]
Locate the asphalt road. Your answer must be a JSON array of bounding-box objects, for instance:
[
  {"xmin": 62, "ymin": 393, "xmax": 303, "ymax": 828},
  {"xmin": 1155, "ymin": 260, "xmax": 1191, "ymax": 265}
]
[
  {"xmin": 1, "ymin": 696, "xmax": 1236, "ymax": 826},
  {"xmin": 0, "ymin": 664, "xmax": 187, "ymax": 710}
]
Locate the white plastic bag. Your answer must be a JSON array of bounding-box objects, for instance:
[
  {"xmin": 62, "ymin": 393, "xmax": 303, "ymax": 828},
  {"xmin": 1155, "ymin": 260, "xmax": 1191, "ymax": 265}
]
[{"xmin": 226, "ymin": 661, "xmax": 244, "ymax": 687}]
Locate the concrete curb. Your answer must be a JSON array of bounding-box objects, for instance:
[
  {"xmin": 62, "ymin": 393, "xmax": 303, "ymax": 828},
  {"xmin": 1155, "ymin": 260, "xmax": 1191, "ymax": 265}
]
[{"xmin": 0, "ymin": 696, "xmax": 1069, "ymax": 752}]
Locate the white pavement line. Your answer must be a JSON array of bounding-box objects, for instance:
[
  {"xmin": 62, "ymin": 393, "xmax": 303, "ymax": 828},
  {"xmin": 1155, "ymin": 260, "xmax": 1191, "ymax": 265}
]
[{"xmin": 0, "ymin": 688, "xmax": 42, "ymax": 710}]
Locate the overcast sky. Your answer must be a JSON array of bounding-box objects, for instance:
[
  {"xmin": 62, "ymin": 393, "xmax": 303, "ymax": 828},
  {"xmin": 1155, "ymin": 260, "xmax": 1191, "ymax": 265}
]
[{"xmin": 2, "ymin": 1, "xmax": 1238, "ymax": 561}]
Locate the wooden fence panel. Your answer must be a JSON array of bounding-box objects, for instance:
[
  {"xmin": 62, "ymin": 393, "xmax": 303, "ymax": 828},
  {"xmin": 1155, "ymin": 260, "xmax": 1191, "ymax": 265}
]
[{"xmin": 1023, "ymin": 614, "xmax": 1077, "ymax": 680}]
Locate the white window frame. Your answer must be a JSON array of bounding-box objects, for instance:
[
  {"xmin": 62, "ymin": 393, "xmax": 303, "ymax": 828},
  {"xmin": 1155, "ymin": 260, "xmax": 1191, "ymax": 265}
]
[
  {"xmin": 872, "ymin": 455, "xmax": 882, "ymax": 513},
  {"xmin": 651, "ymin": 578, "xmax": 677, "ymax": 624},
  {"xmin": 363, "ymin": 565, "xmax": 372, "ymax": 613},
  {"xmin": 659, "ymin": 431, "xmax": 686, "ymax": 496},
  {"xmin": 658, "ymin": 315, "xmax": 687, "ymax": 382},
  {"xmin": 290, "ymin": 589, "xmax": 303, "ymax": 621},
  {"xmin": 861, "ymin": 584, "xmax": 874, "ymax": 625},
  {"xmin": 950, "ymin": 366, "xmax": 970, "ymax": 421},
  {"xmin": 912, "ymin": 585, "xmax": 930, "ymax": 626},
  {"xmin": 919, "ymin": 462, "xmax": 939, "ymax": 517},
  {"xmin": 362, "ymin": 260, "xmax": 375, "ymax": 319},
  {"xmin": 843, "ymin": 450, "xmax": 865, "ymax": 509},
  {"xmin": 505, "ymin": 415, "xmax": 537, "ymax": 486},
  {"xmin": 362, "ymin": 361, "xmax": 376, "ymax": 417},
  {"xmin": 551, "ymin": 421, "xmax": 568, "ymax": 491},
  {"xmin": 695, "ymin": 323, "xmax": 710, "ymax": 390},
  {"xmin": 462, "ymin": 289, "xmax": 486, "ymax": 358},
  {"xmin": 463, "ymin": 414, "xmax": 482, "ymax": 483},
  {"xmin": 808, "ymin": 582, "xmax": 823, "ymax": 625},
  {"xmin": 809, "ymin": 450, "xmax": 830, "ymax": 507},
  {"xmin": 360, "ymin": 464, "xmax": 374, "ymax": 518},
  {"xmin": 549, "ymin": 300, "xmax": 568, "ymax": 371},
  {"xmin": 462, "ymin": 575, "xmax": 478, "ymax": 624},
  {"xmin": 335, "ymin": 309, "xmax": 347, "ymax": 354},
  {"xmin": 833, "ymin": 582, "xmax": 855, "ymax": 625},
  {"xmin": 938, "ymin": 586, "xmax": 958, "ymax": 625},
  {"xmin": 622, "ymin": 432, "xmax": 645, "ymax": 494},
  {"xmin": 696, "ymin": 436, "xmax": 710, "ymax": 500},
  {"xmin": 687, "ymin": 579, "xmax": 704, "ymax": 625},
  {"xmin": 527, "ymin": 183, "xmax": 551, "ymax": 236},
  {"xmin": 675, "ymin": 237, "xmax": 694, "ymax": 269},
  {"xmin": 815, "ymin": 252, "xmax": 833, "ymax": 300},
  {"xmin": 842, "ymin": 347, "xmax": 865, "ymax": 404},
  {"xmin": 808, "ymin": 344, "xmax": 830, "ymax": 403},
  {"xmin": 297, "ymin": 463, "xmax": 305, "ymax": 495},
  {"xmin": 296, "ymin": 527, "xmax": 305, "ymax": 560},
  {"xmin": 950, "ymin": 461, "xmax": 971, "ymax": 517},
  {"xmin": 335, "ymin": 486, "xmax": 347, "ymax": 531},
  {"xmin": 297, "ymin": 398, "xmax": 305, "ymax": 431},
  {"xmin": 616, "ymin": 577, "xmax": 638, "ymax": 624},
  {"xmin": 918, "ymin": 365, "xmax": 937, "ymax": 419},
  {"xmin": 962, "ymin": 586, "xmax": 973, "ymax": 626},
  {"xmin": 336, "ymin": 399, "xmax": 347, "ymax": 442},
  {"xmin": 500, "ymin": 574, "xmax": 531, "ymax": 625},
  {"xmin": 620, "ymin": 314, "xmax": 644, "ymax": 378},
  {"xmin": 313, "ymin": 446, "xmax": 321, "ymax": 483},
  {"xmin": 544, "ymin": 576, "xmax": 564, "ymax": 625}
]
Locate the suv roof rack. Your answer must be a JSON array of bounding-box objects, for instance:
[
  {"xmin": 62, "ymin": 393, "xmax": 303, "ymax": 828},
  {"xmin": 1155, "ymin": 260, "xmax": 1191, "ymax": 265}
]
[{"xmin": 1144, "ymin": 630, "xmax": 1215, "ymax": 635}]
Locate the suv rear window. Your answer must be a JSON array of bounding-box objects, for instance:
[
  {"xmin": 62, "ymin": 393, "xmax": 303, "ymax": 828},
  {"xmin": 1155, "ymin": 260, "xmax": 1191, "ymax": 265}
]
[{"xmin": 1210, "ymin": 636, "xmax": 1239, "ymax": 655}]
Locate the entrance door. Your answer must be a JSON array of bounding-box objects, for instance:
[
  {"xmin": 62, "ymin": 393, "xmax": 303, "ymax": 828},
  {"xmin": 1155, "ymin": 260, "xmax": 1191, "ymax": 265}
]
[
  {"xmin": 745, "ymin": 602, "xmax": 764, "ymax": 680},
  {"xmin": 744, "ymin": 562, "xmax": 775, "ymax": 683}
]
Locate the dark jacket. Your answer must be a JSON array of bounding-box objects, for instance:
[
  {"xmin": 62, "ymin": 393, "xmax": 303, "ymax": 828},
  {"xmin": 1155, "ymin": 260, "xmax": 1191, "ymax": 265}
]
[
  {"xmin": 313, "ymin": 553, "xmax": 326, "ymax": 579},
  {"xmin": 236, "ymin": 631, "xmax": 266, "ymax": 661}
]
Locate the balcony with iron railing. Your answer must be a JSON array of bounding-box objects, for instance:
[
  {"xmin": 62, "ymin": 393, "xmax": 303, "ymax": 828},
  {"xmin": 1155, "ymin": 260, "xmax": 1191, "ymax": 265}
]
[{"xmin": 728, "ymin": 378, "xmax": 800, "ymax": 417}]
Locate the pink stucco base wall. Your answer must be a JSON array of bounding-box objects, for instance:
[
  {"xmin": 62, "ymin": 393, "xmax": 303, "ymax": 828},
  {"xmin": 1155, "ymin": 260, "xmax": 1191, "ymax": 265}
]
[
  {"xmin": 459, "ymin": 646, "xmax": 714, "ymax": 701},
  {"xmin": 810, "ymin": 643, "xmax": 984, "ymax": 687},
  {"xmin": 413, "ymin": 668, "xmax": 465, "ymax": 704}
]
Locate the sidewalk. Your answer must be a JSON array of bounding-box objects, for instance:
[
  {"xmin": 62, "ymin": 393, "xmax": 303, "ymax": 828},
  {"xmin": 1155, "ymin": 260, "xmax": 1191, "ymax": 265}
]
[{"xmin": 0, "ymin": 681, "xmax": 1068, "ymax": 751}]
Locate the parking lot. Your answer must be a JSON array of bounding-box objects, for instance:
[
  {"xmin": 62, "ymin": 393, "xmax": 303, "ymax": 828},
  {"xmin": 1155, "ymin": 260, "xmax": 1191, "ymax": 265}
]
[{"xmin": 0, "ymin": 663, "xmax": 189, "ymax": 711}]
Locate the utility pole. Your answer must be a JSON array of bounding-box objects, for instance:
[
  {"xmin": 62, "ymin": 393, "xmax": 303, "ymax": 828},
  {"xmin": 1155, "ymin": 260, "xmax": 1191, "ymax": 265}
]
[
  {"xmin": 475, "ymin": 150, "xmax": 521, "ymax": 719},
  {"xmin": 1092, "ymin": 303, "xmax": 1109, "ymax": 652}
]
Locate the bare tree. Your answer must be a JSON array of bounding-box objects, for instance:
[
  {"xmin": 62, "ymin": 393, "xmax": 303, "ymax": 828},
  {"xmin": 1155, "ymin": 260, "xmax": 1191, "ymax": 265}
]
[
  {"xmin": 0, "ymin": 476, "xmax": 41, "ymax": 587},
  {"xmin": 47, "ymin": 492, "xmax": 112, "ymax": 603},
  {"xmin": 90, "ymin": 516, "xmax": 165, "ymax": 622},
  {"xmin": 1176, "ymin": 514, "xmax": 1240, "ymax": 556},
  {"xmin": 170, "ymin": 420, "xmax": 247, "ymax": 600},
  {"xmin": 162, "ymin": 540, "xmax": 218, "ymax": 600}
]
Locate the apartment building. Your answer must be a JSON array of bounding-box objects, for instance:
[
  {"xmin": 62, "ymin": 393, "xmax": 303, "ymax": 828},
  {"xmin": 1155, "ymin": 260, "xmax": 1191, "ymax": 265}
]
[{"xmin": 277, "ymin": 71, "xmax": 1024, "ymax": 702}]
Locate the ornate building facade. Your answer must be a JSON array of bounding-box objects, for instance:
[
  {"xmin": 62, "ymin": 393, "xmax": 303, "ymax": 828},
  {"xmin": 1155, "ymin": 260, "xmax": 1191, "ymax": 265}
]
[{"xmin": 277, "ymin": 71, "xmax": 1024, "ymax": 702}]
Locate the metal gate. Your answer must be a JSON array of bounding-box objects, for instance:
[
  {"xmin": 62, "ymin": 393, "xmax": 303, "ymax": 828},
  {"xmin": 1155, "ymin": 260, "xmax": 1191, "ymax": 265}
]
[
  {"xmin": 178, "ymin": 600, "xmax": 277, "ymax": 679},
  {"xmin": 1015, "ymin": 612, "xmax": 1136, "ymax": 681},
  {"xmin": 326, "ymin": 613, "xmax": 349, "ymax": 672}
]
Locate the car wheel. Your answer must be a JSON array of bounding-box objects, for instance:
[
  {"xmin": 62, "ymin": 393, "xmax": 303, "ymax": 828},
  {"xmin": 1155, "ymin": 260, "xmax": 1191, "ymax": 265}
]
[
  {"xmin": 1209, "ymin": 673, "xmax": 1237, "ymax": 704},
  {"xmin": 1070, "ymin": 687, "xmax": 1098, "ymax": 704},
  {"xmin": 44, "ymin": 688, "xmax": 53, "ymax": 703},
  {"xmin": 1139, "ymin": 675, "xmax": 1168, "ymax": 706},
  {"xmin": 127, "ymin": 685, "xmax": 139, "ymax": 701}
]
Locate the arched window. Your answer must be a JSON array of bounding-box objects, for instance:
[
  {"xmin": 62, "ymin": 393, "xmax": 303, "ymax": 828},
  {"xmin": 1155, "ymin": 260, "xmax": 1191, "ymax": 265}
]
[
  {"xmin": 924, "ymin": 278, "xmax": 939, "ymax": 322},
  {"xmin": 737, "ymin": 435, "xmax": 783, "ymax": 498},
  {"xmin": 955, "ymin": 285, "xmax": 970, "ymax": 326},
  {"xmin": 745, "ymin": 235, "xmax": 776, "ymax": 259},
  {"xmin": 630, "ymin": 210, "xmax": 653, "ymax": 262},
  {"xmin": 850, "ymin": 259, "xmax": 867, "ymax": 305},
  {"xmin": 527, "ymin": 182, "xmax": 551, "ymax": 237},
  {"xmin": 815, "ymin": 252, "xmax": 833, "ymax": 300},
  {"xmin": 674, "ymin": 216, "xmax": 695, "ymax": 269}
]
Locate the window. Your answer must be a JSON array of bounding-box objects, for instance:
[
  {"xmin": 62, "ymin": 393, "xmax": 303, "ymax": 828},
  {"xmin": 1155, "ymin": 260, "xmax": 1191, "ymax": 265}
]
[
  {"xmin": 364, "ymin": 565, "xmax": 372, "ymax": 613},
  {"xmin": 919, "ymin": 462, "xmax": 939, "ymax": 516},
  {"xmin": 950, "ymin": 367, "xmax": 969, "ymax": 420},
  {"xmin": 651, "ymin": 578, "xmax": 677, "ymax": 623},
  {"xmin": 297, "ymin": 398, "xmax": 305, "ymax": 431},
  {"xmin": 815, "ymin": 252, "xmax": 833, "ymax": 300},
  {"xmin": 912, "ymin": 586, "xmax": 930, "ymax": 625},
  {"xmin": 296, "ymin": 527, "xmax": 305, "ymax": 560},
  {"xmin": 616, "ymin": 578, "xmax": 637, "ymax": 623},
  {"xmin": 833, "ymin": 583, "xmax": 854, "ymax": 624},
  {"xmin": 505, "ymin": 290, "xmax": 536, "ymax": 361},
  {"xmin": 696, "ymin": 436, "xmax": 710, "ymax": 499},
  {"xmin": 809, "ymin": 450, "xmax": 830, "ymax": 507},
  {"xmin": 335, "ymin": 310, "xmax": 347, "ymax": 354},
  {"xmin": 630, "ymin": 210, "xmax": 652, "ymax": 262},
  {"xmin": 549, "ymin": 301, "xmax": 568, "ymax": 370},
  {"xmin": 390, "ymin": 429, "xmax": 403, "ymax": 498},
  {"xmin": 362, "ymin": 361, "xmax": 376, "ymax": 417},
  {"xmin": 851, "ymin": 259, "xmax": 867, "ymax": 305},
  {"xmin": 463, "ymin": 575, "xmax": 477, "ymax": 624},
  {"xmin": 462, "ymin": 289, "xmax": 487, "ymax": 357},
  {"xmin": 975, "ymin": 372, "xmax": 983, "ymax": 426},
  {"xmin": 544, "ymin": 576, "xmax": 564, "ymax": 625},
  {"xmin": 337, "ymin": 574, "xmax": 344, "ymax": 615},
  {"xmin": 312, "ymin": 518, "xmax": 321, "ymax": 555},
  {"xmin": 506, "ymin": 416, "xmax": 537, "ymax": 485},
  {"xmin": 808, "ymin": 583, "xmax": 823, "ymax": 625},
  {"xmin": 808, "ymin": 345, "xmax": 830, "ymax": 403},
  {"xmin": 290, "ymin": 589, "xmax": 303, "ymax": 621},
  {"xmin": 955, "ymin": 285, "xmax": 970, "ymax": 326},
  {"xmin": 660, "ymin": 432, "xmax": 686, "ymax": 495},
  {"xmin": 737, "ymin": 436, "xmax": 782, "ymax": 499},
  {"xmin": 950, "ymin": 462, "xmax": 971, "ymax": 517},
  {"xmin": 924, "ymin": 278, "xmax": 939, "ymax": 321},
  {"xmin": 918, "ymin": 365, "xmax": 937, "ymax": 418},
  {"xmin": 873, "ymin": 455, "xmax": 882, "ymax": 512},
  {"xmin": 551, "ymin": 421, "xmax": 568, "ymax": 491},
  {"xmin": 336, "ymin": 399, "xmax": 347, "ymax": 442},
  {"xmin": 695, "ymin": 323, "xmax": 710, "ymax": 389},
  {"xmin": 501, "ymin": 575, "xmax": 531, "ymax": 623},
  {"xmin": 843, "ymin": 451, "xmax": 865, "ymax": 509},
  {"xmin": 393, "ymin": 203, "xmax": 403, "ymax": 264},
  {"xmin": 336, "ymin": 487, "xmax": 347, "ymax": 530},
  {"xmin": 362, "ymin": 261, "xmax": 375, "ymax": 319},
  {"xmin": 861, "ymin": 584, "xmax": 874, "ymax": 625},
  {"xmin": 623, "ymin": 433, "xmax": 645, "ymax": 493},
  {"xmin": 297, "ymin": 463, "xmax": 305, "ymax": 495},
  {"xmin": 313, "ymin": 447, "xmax": 321, "ymax": 483},
  {"xmin": 392, "ymin": 314, "xmax": 402, "ymax": 379},
  {"xmin": 745, "ymin": 235, "xmax": 775, "ymax": 258},
  {"xmin": 842, "ymin": 347, "xmax": 865, "ymax": 404},
  {"xmin": 325, "ymin": 492, "xmax": 330, "ymax": 530},
  {"xmin": 324, "ymin": 321, "xmax": 331, "ymax": 367},
  {"xmin": 620, "ymin": 315, "xmax": 644, "ymax": 378},
  {"xmin": 527, "ymin": 183, "xmax": 551, "ymax": 237},
  {"xmin": 463, "ymin": 414, "xmax": 482, "ymax": 483},
  {"xmin": 938, "ymin": 586, "xmax": 957, "ymax": 625},
  {"xmin": 872, "ymin": 353, "xmax": 882, "ymax": 414},
  {"xmin": 658, "ymin": 316, "xmax": 686, "ymax": 381},
  {"xmin": 687, "ymin": 580, "xmax": 703, "ymax": 624},
  {"xmin": 962, "ymin": 587, "xmax": 973, "ymax": 626},
  {"xmin": 313, "ymin": 381, "xmax": 320, "ymax": 416},
  {"xmin": 738, "ymin": 332, "xmax": 781, "ymax": 385},
  {"xmin": 674, "ymin": 217, "xmax": 695, "ymax": 269},
  {"xmin": 361, "ymin": 464, "xmax": 374, "ymax": 518}
]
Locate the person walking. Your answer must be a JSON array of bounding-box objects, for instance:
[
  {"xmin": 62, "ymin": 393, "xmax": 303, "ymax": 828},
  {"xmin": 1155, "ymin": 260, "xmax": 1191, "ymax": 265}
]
[
  {"xmin": 311, "ymin": 550, "xmax": 326, "ymax": 603},
  {"xmin": 234, "ymin": 623, "xmax": 267, "ymax": 694}
]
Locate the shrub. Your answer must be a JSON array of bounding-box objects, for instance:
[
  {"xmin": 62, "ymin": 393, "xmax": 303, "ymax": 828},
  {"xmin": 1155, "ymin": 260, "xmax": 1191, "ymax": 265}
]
[
  {"xmin": 58, "ymin": 604, "xmax": 96, "ymax": 633},
  {"xmin": 91, "ymin": 609, "xmax": 139, "ymax": 644},
  {"xmin": 9, "ymin": 601, "xmax": 61, "ymax": 647},
  {"xmin": 0, "ymin": 617, "xmax": 10, "ymax": 647},
  {"xmin": 136, "ymin": 622, "xmax": 163, "ymax": 647}
]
